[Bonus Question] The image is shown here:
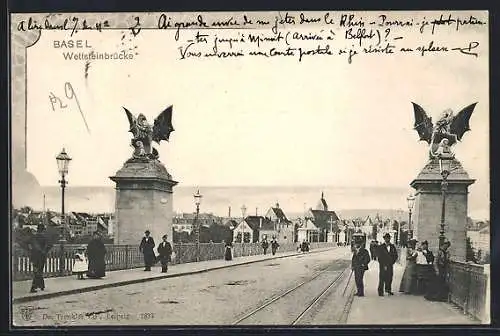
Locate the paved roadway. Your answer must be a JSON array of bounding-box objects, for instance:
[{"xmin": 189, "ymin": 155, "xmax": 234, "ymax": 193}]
[{"xmin": 13, "ymin": 247, "xmax": 352, "ymax": 326}]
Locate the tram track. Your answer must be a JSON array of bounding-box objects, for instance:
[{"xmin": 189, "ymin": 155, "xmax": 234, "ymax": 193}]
[{"xmin": 232, "ymin": 262, "xmax": 351, "ymax": 325}]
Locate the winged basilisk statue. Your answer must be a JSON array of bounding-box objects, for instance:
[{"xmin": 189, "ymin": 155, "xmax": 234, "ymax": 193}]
[
  {"xmin": 123, "ymin": 105, "xmax": 174, "ymax": 160},
  {"xmin": 412, "ymin": 102, "xmax": 477, "ymax": 159}
]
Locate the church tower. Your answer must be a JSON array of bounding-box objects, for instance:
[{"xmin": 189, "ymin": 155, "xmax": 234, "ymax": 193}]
[{"xmin": 316, "ymin": 192, "xmax": 328, "ymax": 211}]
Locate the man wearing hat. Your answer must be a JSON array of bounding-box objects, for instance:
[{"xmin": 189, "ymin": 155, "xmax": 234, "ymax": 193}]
[
  {"xmin": 157, "ymin": 234, "xmax": 173, "ymax": 273},
  {"xmin": 139, "ymin": 230, "xmax": 156, "ymax": 271},
  {"xmin": 377, "ymin": 233, "xmax": 398, "ymax": 296},
  {"xmin": 351, "ymin": 239, "xmax": 371, "ymax": 296}
]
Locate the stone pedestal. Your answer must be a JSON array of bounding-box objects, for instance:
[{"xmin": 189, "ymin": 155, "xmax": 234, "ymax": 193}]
[
  {"xmin": 110, "ymin": 158, "xmax": 178, "ymax": 248},
  {"xmin": 410, "ymin": 158, "xmax": 475, "ymax": 261}
]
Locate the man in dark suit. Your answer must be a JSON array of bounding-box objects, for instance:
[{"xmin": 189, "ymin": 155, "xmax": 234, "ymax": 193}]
[
  {"xmin": 377, "ymin": 233, "xmax": 398, "ymax": 296},
  {"xmin": 157, "ymin": 234, "xmax": 172, "ymax": 273},
  {"xmin": 139, "ymin": 230, "xmax": 156, "ymax": 271},
  {"xmin": 352, "ymin": 240, "xmax": 371, "ymax": 296}
]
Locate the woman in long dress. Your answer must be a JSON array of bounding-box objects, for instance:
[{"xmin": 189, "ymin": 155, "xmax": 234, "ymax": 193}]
[
  {"xmin": 224, "ymin": 241, "xmax": 233, "ymax": 261},
  {"xmin": 399, "ymin": 239, "xmax": 418, "ymax": 294},
  {"xmin": 87, "ymin": 232, "xmax": 107, "ymax": 279},
  {"xmin": 415, "ymin": 240, "xmax": 436, "ymax": 295}
]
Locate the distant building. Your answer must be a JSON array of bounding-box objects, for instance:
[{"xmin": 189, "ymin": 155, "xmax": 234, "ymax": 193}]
[
  {"xmin": 223, "ymin": 219, "xmax": 239, "ymax": 230},
  {"xmin": 302, "ymin": 193, "xmax": 340, "ymax": 243},
  {"xmin": 233, "ymin": 218, "xmax": 257, "ymax": 243},
  {"xmin": 467, "ymin": 220, "xmax": 490, "ymax": 258},
  {"xmin": 264, "ymin": 203, "xmax": 294, "ymax": 244},
  {"xmin": 68, "ymin": 212, "xmax": 111, "ymax": 237},
  {"xmin": 173, "ymin": 212, "xmax": 224, "ymax": 234},
  {"xmin": 297, "ymin": 218, "xmax": 320, "ymax": 243},
  {"xmin": 360, "ymin": 216, "xmax": 375, "ymax": 238}
]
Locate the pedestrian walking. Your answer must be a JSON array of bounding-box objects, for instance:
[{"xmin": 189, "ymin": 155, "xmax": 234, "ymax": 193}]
[
  {"xmin": 377, "ymin": 233, "xmax": 398, "ymax": 296},
  {"xmin": 352, "ymin": 240, "xmax": 371, "ymax": 296},
  {"xmin": 157, "ymin": 234, "xmax": 172, "ymax": 273},
  {"xmin": 399, "ymin": 239, "xmax": 418, "ymax": 294},
  {"xmin": 224, "ymin": 241, "xmax": 233, "ymax": 261},
  {"xmin": 73, "ymin": 245, "xmax": 89, "ymax": 280},
  {"xmin": 140, "ymin": 230, "xmax": 156, "ymax": 271},
  {"xmin": 271, "ymin": 237, "xmax": 280, "ymax": 256},
  {"xmin": 261, "ymin": 237, "xmax": 269, "ymax": 255},
  {"xmin": 87, "ymin": 231, "xmax": 107, "ymax": 279},
  {"xmin": 28, "ymin": 224, "xmax": 49, "ymax": 293}
]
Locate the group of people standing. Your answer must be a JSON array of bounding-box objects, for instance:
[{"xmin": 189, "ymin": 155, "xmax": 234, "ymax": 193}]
[
  {"xmin": 352, "ymin": 233, "xmax": 397, "ymax": 297},
  {"xmin": 76, "ymin": 230, "xmax": 174, "ymax": 276},
  {"xmin": 351, "ymin": 233, "xmax": 452, "ymax": 302},
  {"xmin": 139, "ymin": 230, "xmax": 173, "ymax": 273},
  {"xmin": 27, "ymin": 227, "xmax": 175, "ymax": 293},
  {"xmin": 72, "ymin": 231, "xmax": 107, "ymax": 280},
  {"xmin": 28, "ymin": 226, "xmax": 107, "ymax": 293}
]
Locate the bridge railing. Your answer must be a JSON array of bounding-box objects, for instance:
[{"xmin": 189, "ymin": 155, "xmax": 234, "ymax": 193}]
[
  {"xmin": 12, "ymin": 241, "xmax": 337, "ymax": 281},
  {"xmin": 448, "ymin": 260, "xmax": 489, "ymax": 323}
]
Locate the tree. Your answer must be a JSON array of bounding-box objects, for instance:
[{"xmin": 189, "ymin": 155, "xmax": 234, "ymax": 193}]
[
  {"xmin": 483, "ymin": 252, "xmax": 490, "ymax": 264},
  {"xmin": 173, "ymin": 230, "xmax": 190, "ymax": 243},
  {"xmin": 207, "ymin": 224, "xmax": 232, "ymax": 243}
]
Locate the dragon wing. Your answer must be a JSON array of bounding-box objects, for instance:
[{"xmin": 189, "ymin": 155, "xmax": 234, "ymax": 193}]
[
  {"xmin": 412, "ymin": 102, "xmax": 434, "ymax": 144},
  {"xmin": 123, "ymin": 107, "xmax": 137, "ymax": 134},
  {"xmin": 449, "ymin": 102, "xmax": 477, "ymax": 142},
  {"xmin": 152, "ymin": 105, "xmax": 174, "ymax": 143}
]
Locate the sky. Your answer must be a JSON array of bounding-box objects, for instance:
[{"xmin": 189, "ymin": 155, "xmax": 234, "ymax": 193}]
[{"xmin": 23, "ymin": 11, "xmax": 489, "ymax": 217}]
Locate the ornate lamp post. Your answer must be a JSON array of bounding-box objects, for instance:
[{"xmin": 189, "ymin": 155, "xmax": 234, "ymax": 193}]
[
  {"xmin": 241, "ymin": 204, "xmax": 247, "ymax": 243},
  {"xmin": 406, "ymin": 194, "xmax": 415, "ymax": 242},
  {"xmin": 438, "ymin": 156, "xmax": 453, "ymax": 248},
  {"xmin": 56, "ymin": 148, "xmax": 72, "ymax": 275},
  {"xmin": 193, "ymin": 189, "xmax": 202, "ymax": 262}
]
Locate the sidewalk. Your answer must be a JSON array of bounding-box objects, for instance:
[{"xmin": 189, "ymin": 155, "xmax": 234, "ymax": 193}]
[
  {"xmin": 13, "ymin": 247, "xmax": 337, "ymax": 303},
  {"xmin": 346, "ymin": 261, "xmax": 478, "ymax": 325}
]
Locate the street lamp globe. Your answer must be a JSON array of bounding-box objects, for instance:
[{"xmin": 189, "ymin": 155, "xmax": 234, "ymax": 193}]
[
  {"xmin": 406, "ymin": 194, "xmax": 415, "ymax": 211},
  {"xmin": 56, "ymin": 148, "xmax": 72, "ymax": 176},
  {"xmin": 193, "ymin": 189, "xmax": 202, "ymax": 207}
]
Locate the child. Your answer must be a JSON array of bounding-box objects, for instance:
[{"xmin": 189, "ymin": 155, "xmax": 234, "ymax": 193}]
[{"xmin": 73, "ymin": 245, "xmax": 89, "ymax": 280}]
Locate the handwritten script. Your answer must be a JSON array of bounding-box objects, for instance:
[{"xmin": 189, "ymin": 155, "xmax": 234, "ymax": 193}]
[
  {"xmin": 16, "ymin": 12, "xmax": 487, "ymax": 64},
  {"xmin": 49, "ymin": 82, "xmax": 91, "ymax": 134}
]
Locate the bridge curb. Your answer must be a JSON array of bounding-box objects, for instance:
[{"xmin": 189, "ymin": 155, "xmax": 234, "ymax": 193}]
[{"xmin": 13, "ymin": 247, "xmax": 338, "ymax": 303}]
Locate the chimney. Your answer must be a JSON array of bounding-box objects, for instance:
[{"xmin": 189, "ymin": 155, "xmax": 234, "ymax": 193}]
[
  {"xmin": 228, "ymin": 206, "xmax": 231, "ymax": 219},
  {"xmin": 260, "ymin": 217, "xmax": 262, "ymax": 229},
  {"xmin": 276, "ymin": 202, "xmax": 280, "ymax": 208}
]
